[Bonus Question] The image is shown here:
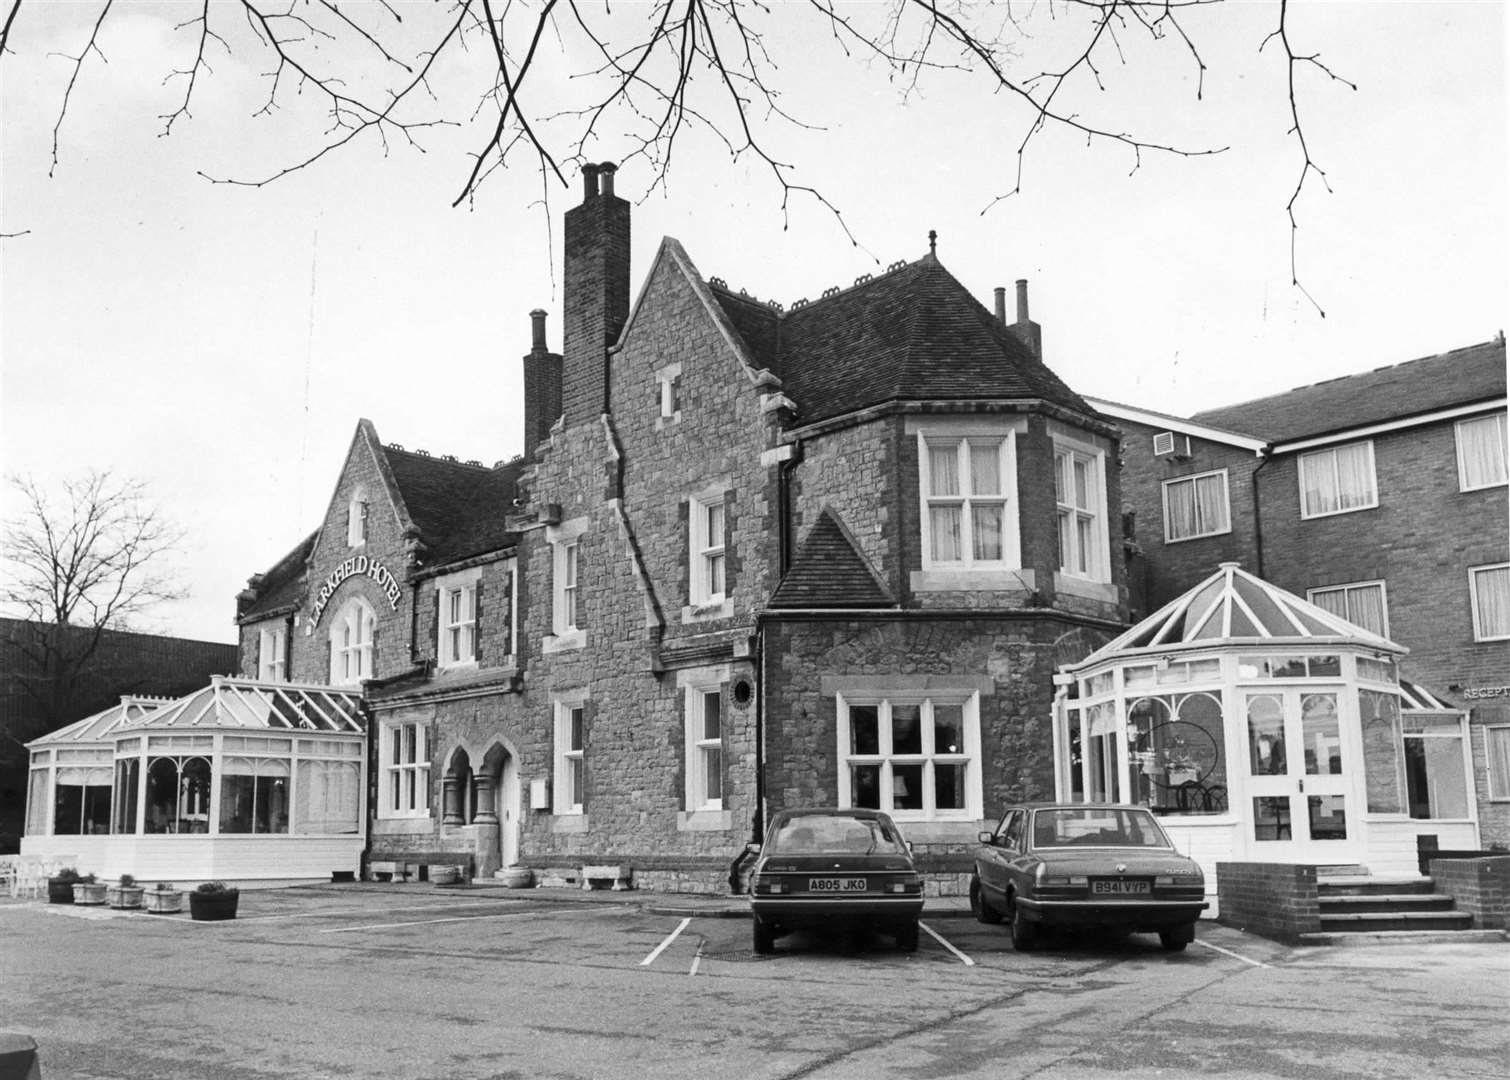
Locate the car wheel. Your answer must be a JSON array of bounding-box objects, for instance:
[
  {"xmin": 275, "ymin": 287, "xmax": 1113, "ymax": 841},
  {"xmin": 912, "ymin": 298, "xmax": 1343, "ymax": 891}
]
[
  {"xmin": 1159, "ymin": 925, "xmax": 1193, "ymax": 952},
  {"xmin": 970, "ymin": 877, "xmax": 1003, "ymax": 925},
  {"xmin": 895, "ymin": 919, "xmax": 920, "ymax": 952},
  {"xmin": 752, "ymin": 918, "xmax": 775, "ymax": 956},
  {"xmin": 1008, "ymin": 893, "xmax": 1038, "ymax": 952}
]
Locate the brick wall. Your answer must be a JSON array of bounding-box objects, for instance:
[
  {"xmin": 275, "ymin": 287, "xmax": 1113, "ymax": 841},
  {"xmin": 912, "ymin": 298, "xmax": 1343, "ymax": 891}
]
[
  {"xmin": 1471, "ymin": 705, "xmax": 1510, "ymax": 846},
  {"xmin": 561, "ymin": 167, "xmax": 630, "ymax": 429},
  {"xmin": 1427, "ymin": 854, "xmax": 1510, "ymax": 929},
  {"xmin": 1215, "ymin": 861, "xmax": 1321, "ymax": 939}
]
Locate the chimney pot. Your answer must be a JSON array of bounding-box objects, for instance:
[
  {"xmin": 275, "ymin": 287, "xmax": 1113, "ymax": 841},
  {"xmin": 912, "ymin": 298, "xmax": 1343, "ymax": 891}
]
[
  {"xmin": 1016, "ymin": 279, "xmax": 1030, "ymax": 323},
  {"xmin": 993, "ymin": 286, "xmax": 1007, "ymax": 324},
  {"xmin": 581, "ymin": 163, "xmax": 600, "ymax": 202},
  {"xmin": 530, "ymin": 308, "xmax": 548, "ymax": 353},
  {"xmin": 599, "ymin": 162, "xmax": 617, "ymax": 198}
]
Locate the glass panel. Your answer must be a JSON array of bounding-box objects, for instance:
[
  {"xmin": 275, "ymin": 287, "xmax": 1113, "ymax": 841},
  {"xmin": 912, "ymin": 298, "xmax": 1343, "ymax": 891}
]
[
  {"xmin": 1246, "ymin": 694, "xmax": 1287, "ymax": 775},
  {"xmin": 570, "ymin": 707, "xmax": 584, "ymax": 752},
  {"xmin": 850, "ymin": 705, "xmax": 880, "ymax": 755},
  {"xmin": 1359, "ymin": 690, "xmax": 1406, "ymax": 814},
  {"xmin": 932, "ymin": 703, "xmax": 963, "ymax": 755},
  {"xmin": 1253, "ymin": 796, "xmax": 1291, "ymax": 841},
  {"xmin": 1404, "ymin": 736, "xmax": 1469, "ymax": 819},
  {"xmin": 703, "ymin": 747, "xmax": 722, "ymax": 802},
  {"xmin": 1488, "ymin": 728, "xmax": 1510, "ymax": 800},
  {"xmin": 296, "ymin": 760, "xmax": 361, "ymax": 834},
  {"xmin": 968, "ymin": 441, "xmax": 1000, "ymax": 495},
  {"xmin": 702, "ymin": 692, "xmax": 721, "ymax": 740},
  {"xmin": 930, "ymin": 506, "xmax": 962, "ymax": 561},
  {"xmin": 1073, "ymin": 457, "xmax": 1091, "ymax": 509},
  {"xmin": 113, "ymin": 757, "xmax": 139, "ymax": 834},
  {"xmin": 934, "ymin": 763, "xmax": 966, "ymax": 810},
  {"xmin": 928, "ymin": 441, "xmax": 960, "ymax": 496},
  {"xmin": 1308, "ymin": 655, "xmax": 1341, "ymax": 677},
  {"xmin": 971, "ymin": 503, "xmax": 1003, "ymax": 561},
  {"xmin": 892, "ymin": 704, "xmax": 922, "ymax": 755},
  {"xmin": 850, "ymin": 763, "xmax": 881, "ymax": 809},
  {"xmin": 26, "ymin": 769, "xmax": 50, "ymax": 835},
  {"xmin": 1307, "ymin": 795, "xmax": 1347, "ymax": 840},
  {"xmin": 891, "ymin": 763, "xmax": 923, "ymax": 811},
  {"xmin": 1301, "ymin": 693, "xmax": 1342, "ymax": 775},
  {"xmin": 1125, "ymin": 665, "xmax": 1156, "ymax": 688},
  {"xmin": 569, "ymin": 756, "xmax": 584, "ymax": 806}
]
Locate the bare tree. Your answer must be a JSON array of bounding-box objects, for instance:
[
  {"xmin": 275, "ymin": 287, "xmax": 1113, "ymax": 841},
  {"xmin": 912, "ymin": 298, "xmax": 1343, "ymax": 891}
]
[
  {"xmin": 1, "ymin": 471, "xmax": 186, "ymax": 731},
  {"xmin": 0, "ymin": 1, "xmax": 1352, "ymax": 305}
]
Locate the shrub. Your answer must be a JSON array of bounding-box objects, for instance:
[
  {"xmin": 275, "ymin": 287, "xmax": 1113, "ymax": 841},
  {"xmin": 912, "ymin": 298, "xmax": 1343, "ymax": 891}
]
[
  {"xmin": 195, "ymin": 880, "xmax": 239, "ymax": 896},
  {"xmin": 53, "ymin": 867, "xmax": 81, "ymax": 882},
  {"xmin": 119, "ymin": 874, "xmax": 137, "ymax": 888},
  {"xmin": 152, "ymin": 882, "xmax": 177, "ymax": 892}
]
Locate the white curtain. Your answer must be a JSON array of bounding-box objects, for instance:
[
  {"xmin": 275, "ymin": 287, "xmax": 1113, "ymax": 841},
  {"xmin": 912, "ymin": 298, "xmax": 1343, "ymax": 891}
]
[
  {"xmin": 1459, "ymin": 414, "xmax": 1508, "ymax": 488},
  {"xmin": 1475, "ymin": 565, "xmax": 1510, "ymax": 638},
  {"xmin": 968, "ymin": 441, "xmax": 999, "ymax": 495},
  {"xmin": 1334, "ymin": 443, "xmax": 1375, "ymax": 510},
  {"xmin": 929, "ymin": 442, "xmax": 960, "ymax": 496}
]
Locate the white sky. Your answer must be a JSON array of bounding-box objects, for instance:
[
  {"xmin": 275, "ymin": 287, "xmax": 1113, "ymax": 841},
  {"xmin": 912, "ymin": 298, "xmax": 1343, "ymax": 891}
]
[{"xmin": 2, "ymin": 1, "xmax": 1506, "ymax": 645}]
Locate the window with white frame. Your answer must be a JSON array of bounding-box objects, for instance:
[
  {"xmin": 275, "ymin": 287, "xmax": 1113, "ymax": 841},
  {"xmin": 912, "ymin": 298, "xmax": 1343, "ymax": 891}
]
[
  {"xmin": 921, "ymin": 434, "xmax": 1012, "ymax": 568},
  {"xmin": 1299, "ymin": 441, "xmax": 1377, "ymax": 518},
  {"xmin": 1308, "ymin": 580, "xmax": 1390, "ymax": 638},
  {"xmin": 554, "ymin": 701, "xmax": 586, "ymax": 814},
  {"xmin": 1055, "ymin": 441, "xmax": 1108, "ymax": 580},
  {"xmin": 258, "ymin": 626, "xmax": 287, "ymax": 682},
  {"xmin": 1470, "ymin": 563, "xmax": 1510, "ymax": 641},
  {"xmin": 658, "ymin": 365, "xmax": 683, "ymax": 421},
  {"xmin": 836, "ymin": 693, "xmax": 980, "ymax": 820},
  {"xmin": 436, "ymin": 571, "xmax": 478, "ymax": 668},
  {"xmin": 329, "ymin": 597, "xmax": 376, "ymax": 685},
  {"xmin": 1487, "ymin": 727, "xmax": 1510, "ymax": 801},
  {"xmin": 685, "ymin": 685, "xmax": 724, "ymax": 810},
  {"xmin": 690, "ymin": 493, "xmax": 727, "ymax": 606},
  {"xmin": 1457, "ymin": 413, "xmax": 1508, "ymax": 491},
  {"xmin": 1162, "ymin": 470, "xmax": 1231, "ymax": 542},
  {"xmin": 347, "ymin": 488, "xmax": 369, "ymax": 546},
  {"xmin": 380, "ymin": 720, "xmax": 429, "ymax": 817},
  {"xmin": 555, "ymin": 539, "xmax": 581, "ymax": 634}
]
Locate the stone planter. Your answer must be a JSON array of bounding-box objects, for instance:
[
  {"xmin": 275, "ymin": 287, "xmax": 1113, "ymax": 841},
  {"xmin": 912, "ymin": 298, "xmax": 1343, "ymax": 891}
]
[
  {"xmin": 495, "ymin": 866, "xmax": 534, "ymax": 889},
  {"xmin": 189, "ymin": 890, "xmax": 239, "ymax": 921},
  {"xmin": 430, "ymin": 865, "xmax": 462, "ymax": 886},
  {"xmin": 107, "ymin": 885, "xmax": 145, "ymax": 910},
  {"xmin": 73, "ymin": 882, "xmax": 108, "ymax": 905},
  {"xmin": 142, "ymin": 889, "xmax": 183, "ymax": 914}
]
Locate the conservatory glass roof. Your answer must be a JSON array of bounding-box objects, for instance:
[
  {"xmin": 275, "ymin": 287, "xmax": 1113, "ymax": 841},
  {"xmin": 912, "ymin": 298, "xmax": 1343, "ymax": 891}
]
[
  {"xmin": 1067, "ymin": 563, "xmax": 1402, "ymax": 673},
  {"xmin": 27, "ymin": 677, "xmax": 365, "ymax": 748}
]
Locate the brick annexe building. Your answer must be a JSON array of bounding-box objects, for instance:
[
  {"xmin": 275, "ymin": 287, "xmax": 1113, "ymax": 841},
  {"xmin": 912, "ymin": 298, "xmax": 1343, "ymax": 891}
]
[{"xmin": 234, "ymin": 163, "xmax": 1129, "ymax": 891}]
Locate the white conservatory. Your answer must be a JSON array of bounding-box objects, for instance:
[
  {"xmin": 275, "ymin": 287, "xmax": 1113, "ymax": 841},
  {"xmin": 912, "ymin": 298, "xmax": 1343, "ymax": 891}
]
[
  {"xmin": 1054, "ymin": 564, "xmax": 1476, "ymax": 887},
  {"xmin": 22, "ymin": 676, "xmax": 366, "ymax": 884}
]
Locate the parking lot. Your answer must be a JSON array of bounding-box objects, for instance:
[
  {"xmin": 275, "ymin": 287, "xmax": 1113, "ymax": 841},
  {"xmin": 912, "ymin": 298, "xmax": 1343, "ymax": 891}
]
[{"xmin": 3, "ymin": 885, "xmax": 1506, "ymax": 1079}]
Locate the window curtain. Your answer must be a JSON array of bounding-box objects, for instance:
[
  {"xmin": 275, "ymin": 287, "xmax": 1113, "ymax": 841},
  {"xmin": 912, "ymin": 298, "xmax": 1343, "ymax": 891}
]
[
  {"xmin": 1347, "ymin": 586, "xmax": 1386, "ymax": 637},
  {"xmin": 1334, "ymin": 443, "xmax": 1374, "ymax": 509},
  {"xmin": 1166, "ymin": 478, "xmax": 1197, "ymax": 538},
  {"xmin": 1460, "ymin": 414, "xmax": 1508, "ymax": 488},
  {"xmin": 1489, "ymin": 728, "xmax": 1510, "ymax": 799},
  {"xmin": 1475, "ymin": 566, "xmax": 1510, "ymax": 638}
]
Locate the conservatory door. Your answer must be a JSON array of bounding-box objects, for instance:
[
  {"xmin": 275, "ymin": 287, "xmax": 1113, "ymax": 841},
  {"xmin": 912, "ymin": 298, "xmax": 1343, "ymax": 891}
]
[{"xmin": 1242, "ymin": 689, "xmax": 1362, "ymax": 863}]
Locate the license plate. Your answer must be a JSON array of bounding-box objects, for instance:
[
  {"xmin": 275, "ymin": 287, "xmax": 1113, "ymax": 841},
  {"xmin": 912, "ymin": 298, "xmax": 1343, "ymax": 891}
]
[
  {"xmin": 809, "ymin": 877, "xmax": 868, "ymax": 893},
  {"xmin": 1090, "ymin": 879, "xmax": 1151, "ymax": 896}
]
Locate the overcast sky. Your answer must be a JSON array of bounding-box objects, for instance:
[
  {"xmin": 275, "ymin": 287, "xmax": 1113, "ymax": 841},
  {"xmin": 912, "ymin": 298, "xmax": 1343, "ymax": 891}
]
[{"xmin": 2, "ymin": 2, "xmax": 1505, "ymax": 646}]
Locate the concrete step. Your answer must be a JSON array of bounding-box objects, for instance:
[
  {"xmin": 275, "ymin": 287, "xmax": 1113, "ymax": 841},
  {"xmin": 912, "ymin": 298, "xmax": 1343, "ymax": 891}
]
[
  {"xmin": 1318, "ymin": 909, "xmax": 1474, "ymax": 934},
  {"xmin": 1317, "ymin": 875, "xmax": 1437, "ymax": 897},
  {"xmin": 1298, "ymin": 928, "xmax": 1510, "ymax": 948},
  {"xmin": 1319, "ymin": 893, "xmax": 1458, "ymax": 915}
]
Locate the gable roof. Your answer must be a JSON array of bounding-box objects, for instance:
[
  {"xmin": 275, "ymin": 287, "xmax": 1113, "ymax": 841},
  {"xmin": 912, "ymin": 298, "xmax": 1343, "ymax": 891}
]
[
  {"xmin": 238, "ymin": 531, "xmax": 317, "ymax": 623},
  {"xmin": 708, "ymin": 255, "xmax": 1097, "ymax": 426},
  {"xmin": 1191, "ymin": 338, "xmax": 1506, "ymax": 446},
  {"xmin": 379, "ymin": 445, "xmax": 525, "ymax": 568},
  {"xmin": 769, "ymin": 509, "xmax": 896, "ymax": 609}
]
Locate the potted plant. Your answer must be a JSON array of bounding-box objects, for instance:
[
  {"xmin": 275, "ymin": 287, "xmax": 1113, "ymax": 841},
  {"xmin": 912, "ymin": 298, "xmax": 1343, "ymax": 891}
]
[
  {"xmin": 107, "ymin": 874, "xmax": 145, "ymax": 910},
  {"xmin": 142, "ymin": 882, "xmax": 183, "ymax": 915},
  {"xmin": 47, "ymin": 866, "xmax": 82, "ymax": 904},
  {"xmin": 72, "ymin": 873, "xmax": 107, "ymax": 905},
  {"xmin": 188, "ymin": 880, "xmax": 240, "ymax": 921}
]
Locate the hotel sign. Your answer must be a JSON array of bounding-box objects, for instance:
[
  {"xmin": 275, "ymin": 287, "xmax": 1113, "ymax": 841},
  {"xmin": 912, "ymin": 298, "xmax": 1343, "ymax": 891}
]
[
  {"xmin": 310, "ymin": 555, "xmax": 403, "ymax": 625},
  {"xmin": 1463, "ymin": 686, "xmax": 1510, "ymax": 700}
]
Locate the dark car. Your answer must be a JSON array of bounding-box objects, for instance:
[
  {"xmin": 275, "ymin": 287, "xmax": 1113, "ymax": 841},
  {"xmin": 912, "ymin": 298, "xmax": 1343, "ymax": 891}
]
[
  {"xmin": 970, "ymin": 802, "xmax": 1208, "ymax": 952},
  {"xmin": 747, "ymin": 807, "xmax": 925, "ymax": 954}
]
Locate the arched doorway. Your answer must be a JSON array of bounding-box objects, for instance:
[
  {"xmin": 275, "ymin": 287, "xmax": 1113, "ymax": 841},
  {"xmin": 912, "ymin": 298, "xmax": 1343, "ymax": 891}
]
[{"xmin": 480, "ymin": 742, "xmax": 520, "ymax": 871}]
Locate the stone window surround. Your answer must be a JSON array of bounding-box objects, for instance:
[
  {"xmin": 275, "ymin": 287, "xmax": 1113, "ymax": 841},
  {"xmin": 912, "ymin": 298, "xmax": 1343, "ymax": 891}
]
[
  {"xmin": 377, "ymin": 719, "xmax": 431, "ymax": 821},
  {"xmin": 544, "ymin": 516, "xmax": 590, "ymax": 654},
  {"xmin": 684, "ymin": 481, "xmax": 733, "ymax": 623},
  {"xmin": 1161, "ymin": 467, "xmax": 1233, "ymax": 544},
  {"xmin": 1051, "ymin": 423, "xmax": 1113, "ymax": 586},
  {"xmin": 678, "ymin": 664, "xmax": 731, "ymax": 831},
  {"xmin": 656, "ymin": 361, "xmax": 683, "ymax": 429},
  {"xmin": 257, "ymin": 625, "xmax": 286, "ymax": 682},
  {"xmin": 908, "ymin": 415, "xmax": 1025, "ymax": 592},
  {"xmin": 552, "ymin": 690, "xmax": 588, "ymax": 817},
  {"xmin": 328, "ymin": 596, "xmax": 376, "ymax": 686},
  {"xmin": 347, "ymin": 485, "xmax": 369, "ymax": 547},
  {"xmin": 434, "ymin": 566, "xmax": 482, "ymax": 671}
]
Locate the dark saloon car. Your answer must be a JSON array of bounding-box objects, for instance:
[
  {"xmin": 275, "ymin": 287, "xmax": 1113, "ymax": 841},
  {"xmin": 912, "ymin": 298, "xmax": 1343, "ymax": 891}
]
[
  {"xmin": 971, "ymin": 803, "xmax": 1208, "ymax": 951},
  {"xmin": 747, "ymin": 808, "xmax": 925, "ymax": 954}
]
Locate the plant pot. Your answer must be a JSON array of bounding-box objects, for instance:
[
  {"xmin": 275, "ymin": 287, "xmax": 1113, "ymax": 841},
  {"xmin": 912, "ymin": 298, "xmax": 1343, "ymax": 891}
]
[
  {"xmin": 496, "ymin": 866, "xmax": 534, "ymax": 889},
  {"xmin": 107, "ymin": 886, "xmax": 145, "ymax": 910},
  {"xmin": 47, "ymin": 878, "xmax": 77, "ymax": 904},
  {"xmin": 430, "ymin": 865, "xmax": 461, "ymax": 886},
  {"xmin": 143, "ymin": 890, "xmax": 183, "ymax": 914},
  {"xmin": 189, "ymin": 891, "xmax": 239, "ymax": 921},
  {"xmin": 73, "ymin": 882, "xmax": 108, "ymax": 905}
]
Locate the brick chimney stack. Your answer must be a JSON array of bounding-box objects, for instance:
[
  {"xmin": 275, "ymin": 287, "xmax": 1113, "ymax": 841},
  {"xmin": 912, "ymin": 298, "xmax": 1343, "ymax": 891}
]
[
  {"xmin": 561, "ymin": 161, "xmax": 631, "ymax": 427},
  {"xmin": 522, "ymin": 308, "xmax": 562, "ymax": 459},
  {"xmin": 1008, "ymin": 278, "xmax": 1043, "ymax": 361}
]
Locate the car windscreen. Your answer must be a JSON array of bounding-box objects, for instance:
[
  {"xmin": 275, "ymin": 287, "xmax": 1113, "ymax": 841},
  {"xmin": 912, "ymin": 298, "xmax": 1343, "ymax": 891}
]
[
  {"xmin": 767, "ymin": 814, "xmax": 907, "ymax": 855},
  {"xmin": 1030, "ymin": 808, "xmax": 1172, "ymax": 849}
]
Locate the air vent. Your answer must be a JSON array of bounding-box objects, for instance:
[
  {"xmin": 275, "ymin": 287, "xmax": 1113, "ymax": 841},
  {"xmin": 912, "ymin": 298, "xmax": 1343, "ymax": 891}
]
[{"xmin": 1153, "ymin": 432, "xmax": 1192, "ymax": 459}]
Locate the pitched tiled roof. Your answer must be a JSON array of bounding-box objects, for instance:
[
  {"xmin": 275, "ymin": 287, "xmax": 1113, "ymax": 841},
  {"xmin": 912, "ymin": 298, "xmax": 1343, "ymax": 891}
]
[
  {"xmin": 381, "ymin": 448, "xmax": 525, "ymax": 567},
  {"xmin": 710, "ymin": 256, "xmax": 1095, "ymax": 425},
  {"xmin": 238, "ymin": 532, "xmax": 316, "ymax": 622},
  {"xmin": 769, "ymin": 509, "xmax": 895, "ymax": 609},
  {"xmin": 1191, "ymin": 338, "xmax": 1506, "ymax": 444}
]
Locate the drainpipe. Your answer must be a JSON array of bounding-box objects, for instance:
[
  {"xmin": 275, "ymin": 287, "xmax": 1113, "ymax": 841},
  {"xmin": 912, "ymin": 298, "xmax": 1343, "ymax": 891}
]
[
  {"xmin": 1250, "ymin": 449, "xmax": 1272, "ymax": 579},
  {"xmin": 726, "ymin": 628, "xmax": 766, "ymax": 894}
]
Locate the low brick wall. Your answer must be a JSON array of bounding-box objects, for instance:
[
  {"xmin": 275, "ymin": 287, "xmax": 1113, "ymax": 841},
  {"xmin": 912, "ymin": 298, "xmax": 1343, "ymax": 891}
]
[
  {"xmin": 1429, "ymin": 855, "xmax": 1510, "ymax": 929},
  {"xmin": 1216, "ymin": 862, "xmax": 1320, "ymax": 940}
]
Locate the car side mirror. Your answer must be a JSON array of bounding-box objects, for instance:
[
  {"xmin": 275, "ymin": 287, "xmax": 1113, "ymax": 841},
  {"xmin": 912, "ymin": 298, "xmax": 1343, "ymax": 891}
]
[{"xmin": 978, "ymin": 830, "xmax": 995, "ymax": 845}]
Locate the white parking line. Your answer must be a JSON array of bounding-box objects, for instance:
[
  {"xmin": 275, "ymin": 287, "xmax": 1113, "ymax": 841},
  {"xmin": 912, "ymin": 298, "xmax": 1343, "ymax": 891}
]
[
  {"xmin": 640, "ymin": 916, "xmax": 691, "ymax": 966},
  {"xmin": 1195, "ymin": 937, "xmax": 1269, "ymax": 967},
  {"xmin": 921, "ymin": 921, "xmax": 975, "ymax": 966},
  {"xmin": 319, "ymin": 909, "xmax": 544, "ymax": 933},
  {"xmin": 241, "ymin": 899, "xmax": 523, "ymax": 923},
  {"xmin": 689, "ymin": 939, "xmax": 705, "ymax": 977}
]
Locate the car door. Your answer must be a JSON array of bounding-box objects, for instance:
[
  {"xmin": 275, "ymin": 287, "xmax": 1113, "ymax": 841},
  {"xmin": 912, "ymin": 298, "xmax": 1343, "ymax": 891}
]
[{"xmin": 977, "ymin": 808, "xmax": 1025, "ymax": 906}]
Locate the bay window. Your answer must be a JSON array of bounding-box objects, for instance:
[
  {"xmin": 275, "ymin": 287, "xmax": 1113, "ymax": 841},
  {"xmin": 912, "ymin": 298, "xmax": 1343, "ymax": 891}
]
[{"xmin": 921, "ymin": 434, "xmax": 1012, "ymax": 568}]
